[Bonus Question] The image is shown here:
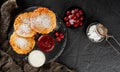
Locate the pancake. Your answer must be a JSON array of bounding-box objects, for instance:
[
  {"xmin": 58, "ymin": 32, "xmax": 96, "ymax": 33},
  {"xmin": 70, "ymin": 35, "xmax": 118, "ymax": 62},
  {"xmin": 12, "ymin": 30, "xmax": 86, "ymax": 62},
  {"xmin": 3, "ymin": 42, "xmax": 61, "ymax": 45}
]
[
  {"xmin": 14, "ymin": 12, "xmax": 36, "ymax": 37},
  {"xmin": 30, "ymin": 7, "xmax": 57, "ymax": 34},
  {"xmin": 9, "ymin": 32, "xmax": 35, "ymax": 54}
]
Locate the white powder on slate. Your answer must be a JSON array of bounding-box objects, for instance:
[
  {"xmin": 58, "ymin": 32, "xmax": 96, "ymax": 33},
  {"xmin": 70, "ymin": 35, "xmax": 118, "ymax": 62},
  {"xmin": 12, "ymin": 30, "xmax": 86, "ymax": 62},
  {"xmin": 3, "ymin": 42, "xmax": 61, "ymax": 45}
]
[{"xmin": 87, "ymin": 25, "xmax": 102, "ymax": 42}]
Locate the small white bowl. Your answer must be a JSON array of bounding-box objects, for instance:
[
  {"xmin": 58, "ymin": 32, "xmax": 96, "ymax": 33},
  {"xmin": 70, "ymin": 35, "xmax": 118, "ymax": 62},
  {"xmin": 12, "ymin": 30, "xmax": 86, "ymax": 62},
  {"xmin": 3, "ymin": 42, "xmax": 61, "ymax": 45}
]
[{"xmin": 28, "ymin": 50, "xmax": 46, "ymax": 67}]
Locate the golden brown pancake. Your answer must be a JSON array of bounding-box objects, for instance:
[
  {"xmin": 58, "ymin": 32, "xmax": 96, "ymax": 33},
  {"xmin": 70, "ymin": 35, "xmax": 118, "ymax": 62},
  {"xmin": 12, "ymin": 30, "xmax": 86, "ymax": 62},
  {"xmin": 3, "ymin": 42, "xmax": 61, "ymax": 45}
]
[
  {"xmin": 14, "ymin": 12, "xmax": 36, "ymax": 37},
  {"xmin": 30, "ymin": 7, "xmax": 57, "ymax": 34},
  {"xmin": 9, "ymin": 32, "xmax": 35, "ymax": 54}
]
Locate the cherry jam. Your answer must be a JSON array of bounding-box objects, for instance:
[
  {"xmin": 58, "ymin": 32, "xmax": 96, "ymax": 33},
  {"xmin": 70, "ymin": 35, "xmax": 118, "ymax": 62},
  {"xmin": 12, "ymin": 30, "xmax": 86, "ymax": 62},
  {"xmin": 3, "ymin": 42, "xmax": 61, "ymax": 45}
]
[{"xmin": 37, "ymin": 35, "xmax": 55, "ymax": 52}]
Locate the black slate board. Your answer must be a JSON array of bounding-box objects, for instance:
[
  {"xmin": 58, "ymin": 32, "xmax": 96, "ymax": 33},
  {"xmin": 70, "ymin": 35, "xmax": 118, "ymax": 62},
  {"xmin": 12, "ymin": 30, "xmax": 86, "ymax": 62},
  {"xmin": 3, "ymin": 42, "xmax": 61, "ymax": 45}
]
[{"xmin": 7, "ymin": 6, "xmax": 67, "ymax": 64}]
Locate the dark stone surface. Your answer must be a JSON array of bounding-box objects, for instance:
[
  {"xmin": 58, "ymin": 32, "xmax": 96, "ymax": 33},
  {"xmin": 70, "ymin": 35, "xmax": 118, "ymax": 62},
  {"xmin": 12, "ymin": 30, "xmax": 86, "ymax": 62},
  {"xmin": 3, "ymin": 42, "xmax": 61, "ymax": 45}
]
[
  {"xmin": 58, "ymin": 0, "xmax": 120, "ymax": 72},
  {"xmin": 1, "ymin": 0, "xmax": 120, "ymax": 72}
]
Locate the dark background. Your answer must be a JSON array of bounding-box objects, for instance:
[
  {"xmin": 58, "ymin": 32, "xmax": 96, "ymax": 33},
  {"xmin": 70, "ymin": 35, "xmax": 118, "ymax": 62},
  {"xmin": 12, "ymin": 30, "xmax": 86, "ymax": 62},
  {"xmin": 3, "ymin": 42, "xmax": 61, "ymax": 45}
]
[{"xmin": 2, "ymin": 0, "xmax": 120, "ymax": 72}]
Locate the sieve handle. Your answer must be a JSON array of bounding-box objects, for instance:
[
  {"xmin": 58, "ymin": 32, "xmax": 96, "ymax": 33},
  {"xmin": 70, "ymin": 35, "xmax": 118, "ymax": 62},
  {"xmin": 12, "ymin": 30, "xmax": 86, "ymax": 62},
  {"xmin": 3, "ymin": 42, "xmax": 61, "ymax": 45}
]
[{"xmin": 106, "ymin": 36, "xmax": 120, "ymax": 54}]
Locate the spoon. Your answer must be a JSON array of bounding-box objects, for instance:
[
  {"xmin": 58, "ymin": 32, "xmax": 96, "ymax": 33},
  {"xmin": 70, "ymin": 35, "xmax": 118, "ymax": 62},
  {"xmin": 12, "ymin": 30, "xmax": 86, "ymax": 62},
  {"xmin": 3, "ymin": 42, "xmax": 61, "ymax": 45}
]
[{"xmin": 97, "ymin": 24, "xmax": 120, "ymax": 54}]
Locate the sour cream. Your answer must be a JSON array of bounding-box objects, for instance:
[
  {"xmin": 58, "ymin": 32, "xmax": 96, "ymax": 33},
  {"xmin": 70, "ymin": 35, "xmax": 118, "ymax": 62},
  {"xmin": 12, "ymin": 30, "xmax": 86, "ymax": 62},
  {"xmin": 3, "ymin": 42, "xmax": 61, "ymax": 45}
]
[{"xmin": 28, "ymin": 50, "xmax": 46, "ymax": 67}]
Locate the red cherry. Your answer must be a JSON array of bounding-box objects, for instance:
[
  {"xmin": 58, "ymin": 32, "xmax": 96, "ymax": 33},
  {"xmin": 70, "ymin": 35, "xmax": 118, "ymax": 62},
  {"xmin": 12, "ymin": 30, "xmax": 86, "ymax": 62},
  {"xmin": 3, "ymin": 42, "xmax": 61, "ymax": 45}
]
[
  {"xmin": 68, "ymin": 15, "xmax": 75, "ymax": 19},
  {"xmin": 73, "ymin": 15, "xmax": 77, "ymax": 19},
  {"xmin": 68, "ymin": 15, "xmax": 72, "ymax": 19},
  {"xmin": 64, "ymin": 17, "xmax": 69, "ymax": 21},
  {"xmin": 74, "ymin": 8, "xmax": 79, "ymax": 12},
  {"xmin": 79, "ymin": 21, "xmax": 83, "ymax": 26},
  {"xmin": 54, "ymin": 32, "xmax": 59, "ymax": 37},
  {"xmin": 69, "ymin": 19, "xmax": 75, "ymax": 25},
  {"xmin": 74, "ymin": 23, "xmax": 79, "ymax": 28},
  {"xmin": 66, "ymin": 11, "xmax": 71, "ymax": 15},
  {"xmin": 71, "ymin": 15, "xmax": 76, "ymax": 19},
  {"xmin": 75, "ymin": 19, "xmax": 79, "ymax": 23},
  {"xmin": 66, "ymin": 22, "xmax": 70, "ymax": 27},
  {"xmin": 76, "ymin": 13, "xmax": 80, "ymax": 17},
  {"xmin": 71, "ymin": 10, "xmax": 75, "ymax": 14},
  {"xmin": 56, "ymin": 37, "xmax": 61, "ymax": 42},
  {"xmin": 79, "ymin": 10, "xmax": 83, "ymax": 15},
  {"xmin": 80, "ymin": 16, "xmax": 84, "ymax": 20},
  {"xmin": 59, "ymin": 33, "xmax": 64, "ymax": 39}
]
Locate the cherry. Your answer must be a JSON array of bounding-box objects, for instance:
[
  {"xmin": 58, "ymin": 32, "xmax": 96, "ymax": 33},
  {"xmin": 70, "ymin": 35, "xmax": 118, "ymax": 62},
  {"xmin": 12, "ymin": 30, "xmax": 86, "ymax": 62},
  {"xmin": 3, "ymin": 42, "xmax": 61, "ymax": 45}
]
[
  {"xmin": 79, "ymin": 21, "xmax": 83, "ymax": 26},
  {"xmin": 64, "ymin": 17, "xmax": 69, "ymax": 21},
  {"xmin": 69, "ymin": 19, "xmax": 75, "ymax": 25},
  {"xmin": 71, "ymin": 10, "xmax": 75, "ymax": 14},
  {"xmin": 68, "ymin": 15, "xmax": 72, "ymax": 19},
  {"xmin": 59, "ymin": 33, "xmax": 64, "ymax": 39},
  {"xmin": 54, "ymin": 32, "xmax": 59, "ymax": 37},
  {"xmin": 71, "ymin": 15, "xmax": 74, "ymax": 19},
  {"xmin": 74, "ymin": 23, "xmax": 79, "ymax": 28},
  {"xmin": 79, "ymin": 10, "xmax": 83, "ymax": 15},
  {"xmin": 75, "ymin": 19, "xmax": 79, "ymax": 23},
  {"xmin": 66, "ymin": 22, "xmax": 70, "ymax": 27},
  {"xmin": 76, "ymin": 13, "xmax": 80, "ymax": 18},
  {"xmin": 80, "ymin": 16, "xmax": 84, "ymax": 20},
  {"xmin": 56, "ymin": 37, "xmax": 61, "ymax": 42},
  {"xmin": 74, "ymin": 8, "xmax": 79, "ymax": 12},
  {"xmin": 71, "ymin": 15, "xmax": 77, "ymax": 19},
  {"xmin": 66, "ymin": 11, "xmax": 71, "ymax": 15}
]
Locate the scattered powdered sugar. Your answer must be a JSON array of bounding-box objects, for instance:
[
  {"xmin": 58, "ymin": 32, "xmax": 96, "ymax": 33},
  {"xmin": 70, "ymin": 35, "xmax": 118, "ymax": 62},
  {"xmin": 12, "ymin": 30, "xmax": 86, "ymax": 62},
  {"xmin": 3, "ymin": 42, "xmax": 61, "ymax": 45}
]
[
  {"xmin": 87, "ymin": 25, "xmax": 102, "ymax": 42},
  {"xmin": 22, "ymin": 18, "xmax": 31, "ymax": 24},
  {"xmin": 15, "ymin": 37, "xmax": 28, "ymax": 49},
  {"xmin": 17, "ymin": 24, "xmax": 31, "ymax": 35},
  {"xmin": 32, "ymin": 15, "xmax": 51, "ymax": 28}
]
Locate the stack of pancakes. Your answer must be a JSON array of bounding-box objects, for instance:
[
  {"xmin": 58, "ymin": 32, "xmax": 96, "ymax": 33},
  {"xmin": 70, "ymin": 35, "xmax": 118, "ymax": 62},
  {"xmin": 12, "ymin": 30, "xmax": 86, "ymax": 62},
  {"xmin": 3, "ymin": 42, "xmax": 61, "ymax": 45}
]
[{"xmin": 10, "ymin": 7, "xmax": 56, "ymax": 54}]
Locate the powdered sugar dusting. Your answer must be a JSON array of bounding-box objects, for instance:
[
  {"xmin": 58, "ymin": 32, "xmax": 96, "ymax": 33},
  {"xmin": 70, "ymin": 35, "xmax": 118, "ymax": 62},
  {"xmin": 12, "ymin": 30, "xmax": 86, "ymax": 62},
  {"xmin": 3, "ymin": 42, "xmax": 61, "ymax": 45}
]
[
  {"xmin": 17, "ymin": 24, "xmax": 31, "ymax": 35},
  {"xmin": 23, "ymin": 18, "xmax": 31, "ymax": 24},
  {"xmin": 88, "ymin": 25, "xmax": 102, "ymax": 42},
  {"xmin": 32, "ymin": 15, "xmax": 51, "ymax": 28},
  {"xmin": 15, "ymin": 37, "xmax": 28, "ymax": 49}
]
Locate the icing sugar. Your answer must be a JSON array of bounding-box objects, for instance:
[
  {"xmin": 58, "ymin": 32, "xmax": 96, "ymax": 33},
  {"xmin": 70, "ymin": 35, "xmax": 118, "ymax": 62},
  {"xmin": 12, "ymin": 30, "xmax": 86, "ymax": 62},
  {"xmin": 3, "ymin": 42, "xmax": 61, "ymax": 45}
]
[
  {"xmin": 32, "ymin": 15, "xmax": 51, "ymax": 28},
  {"xmin": 15, "ymin": 37, "xmax": 28, "ymax": 49},
  {"xmin": 88, "ymin": 25, "xmax": 102, "ymax": 42},
  {"xmin": 17, "ymin": 24, "xmax": 31, "ymax": 35}
]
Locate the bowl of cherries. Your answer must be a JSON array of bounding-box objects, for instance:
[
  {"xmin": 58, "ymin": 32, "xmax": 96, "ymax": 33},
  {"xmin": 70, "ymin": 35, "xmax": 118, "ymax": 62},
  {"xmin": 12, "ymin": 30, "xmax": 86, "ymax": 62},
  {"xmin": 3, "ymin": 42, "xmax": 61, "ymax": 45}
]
[{"xmin": 64, "ymin": 7, "xmax": 84, "ymax": 28}]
